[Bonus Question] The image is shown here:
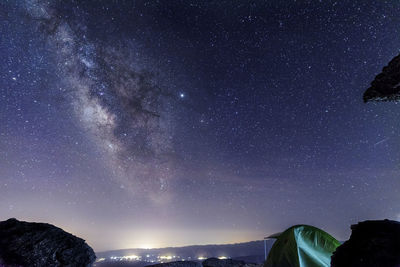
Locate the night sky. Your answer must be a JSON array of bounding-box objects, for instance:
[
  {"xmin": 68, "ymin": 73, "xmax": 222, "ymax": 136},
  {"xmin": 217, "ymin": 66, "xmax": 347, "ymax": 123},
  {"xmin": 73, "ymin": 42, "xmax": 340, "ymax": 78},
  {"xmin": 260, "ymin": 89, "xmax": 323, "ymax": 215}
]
[{"xmin": 2, "ymin": 0, "xmax": 400, "ymax": 252}]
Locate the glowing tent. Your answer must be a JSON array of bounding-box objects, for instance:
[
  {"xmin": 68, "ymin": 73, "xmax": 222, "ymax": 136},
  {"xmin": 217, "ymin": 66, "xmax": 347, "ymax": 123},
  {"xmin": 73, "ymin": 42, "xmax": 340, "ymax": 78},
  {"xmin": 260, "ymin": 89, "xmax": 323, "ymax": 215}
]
[{"xmin": 264, "ymin": 225, "xmax": 340, "ymax": 267}]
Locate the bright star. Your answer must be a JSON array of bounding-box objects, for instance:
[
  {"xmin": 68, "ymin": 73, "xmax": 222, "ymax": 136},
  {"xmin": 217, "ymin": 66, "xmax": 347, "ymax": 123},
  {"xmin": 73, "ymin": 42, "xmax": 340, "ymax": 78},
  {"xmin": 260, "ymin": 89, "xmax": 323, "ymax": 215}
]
[{"xmin": 179, "ymin": 93, "xmax": 185, "ymax": 98}]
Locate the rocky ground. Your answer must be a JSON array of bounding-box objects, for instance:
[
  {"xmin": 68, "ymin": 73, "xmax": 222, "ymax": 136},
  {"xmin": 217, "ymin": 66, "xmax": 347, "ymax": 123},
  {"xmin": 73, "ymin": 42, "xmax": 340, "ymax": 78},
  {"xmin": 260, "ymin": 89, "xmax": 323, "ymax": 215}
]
[
  {"xmin": 0, "ymin": 218, "xmax": 96, "ymax": 267},
  {"xmin": 142, "ymin": 258, "xmax": 262, "ymax": 267},
  {"xmin": 331, "ymin": 219, "xmax": 400, "ymax": 267}
]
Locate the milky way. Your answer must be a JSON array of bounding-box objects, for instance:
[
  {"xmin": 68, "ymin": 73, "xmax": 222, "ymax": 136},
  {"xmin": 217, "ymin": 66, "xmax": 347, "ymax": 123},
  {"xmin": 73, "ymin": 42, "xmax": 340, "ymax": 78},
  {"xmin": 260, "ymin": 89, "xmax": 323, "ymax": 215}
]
[
  {"xmin": 24, "ymin": 0, "xmax": 178, "ymax": 202},
  {"xmin": 2, "ymin": 0, "xmax": 400, "ymax": 251}
]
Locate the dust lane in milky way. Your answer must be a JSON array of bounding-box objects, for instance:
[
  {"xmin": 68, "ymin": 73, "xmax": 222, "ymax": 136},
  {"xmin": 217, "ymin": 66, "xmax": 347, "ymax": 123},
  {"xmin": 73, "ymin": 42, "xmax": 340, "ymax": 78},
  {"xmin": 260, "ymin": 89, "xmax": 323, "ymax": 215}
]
[{"xmin": 23, "ymin": 0, "xmax": 178, "ymax": 203}]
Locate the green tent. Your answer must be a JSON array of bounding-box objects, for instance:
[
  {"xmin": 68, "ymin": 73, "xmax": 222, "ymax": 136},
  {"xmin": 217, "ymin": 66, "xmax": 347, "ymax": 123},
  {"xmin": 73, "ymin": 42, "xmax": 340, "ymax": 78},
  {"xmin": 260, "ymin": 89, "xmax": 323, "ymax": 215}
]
[{"xmin": 264, "ymin": 225, "xmax": 340, "ymax": 267}]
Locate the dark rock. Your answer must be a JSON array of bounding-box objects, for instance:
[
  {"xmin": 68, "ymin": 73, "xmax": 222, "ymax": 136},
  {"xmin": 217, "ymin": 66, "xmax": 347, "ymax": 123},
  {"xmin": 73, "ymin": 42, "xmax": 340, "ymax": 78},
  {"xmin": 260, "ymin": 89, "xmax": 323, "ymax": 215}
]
[
  {"xmin": 202, "ymin": 258, "xmax": 245, "ymax": 267},
  {"xmin": 232, "ymin": 255, "xmax": 264, "ymax": 265},
  {"xmin": 202, "ymin": 258, "xmax": 260, "ymax": 267},
  {"xmin": 145, "ymin": 261, "xmax": 201, "ymax": 267},
  {"xmin": 0, "ymin": 218, "xmax": 96, "ymax": 267},
  {"xmin": 331, "ymin": 219, "xmax": 400, "ymax": 267},
  {"xmin": 364, "ymin": 54, "xmax": 400, "ymax": 102}
]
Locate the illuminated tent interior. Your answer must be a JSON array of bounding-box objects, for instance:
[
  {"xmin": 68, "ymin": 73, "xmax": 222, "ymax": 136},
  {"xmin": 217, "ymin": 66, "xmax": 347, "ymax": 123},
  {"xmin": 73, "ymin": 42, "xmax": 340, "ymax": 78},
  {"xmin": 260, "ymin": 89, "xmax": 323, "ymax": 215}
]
[{"xmin": 264, "ymin": 225, "xmax": 340, "ymax": 267}]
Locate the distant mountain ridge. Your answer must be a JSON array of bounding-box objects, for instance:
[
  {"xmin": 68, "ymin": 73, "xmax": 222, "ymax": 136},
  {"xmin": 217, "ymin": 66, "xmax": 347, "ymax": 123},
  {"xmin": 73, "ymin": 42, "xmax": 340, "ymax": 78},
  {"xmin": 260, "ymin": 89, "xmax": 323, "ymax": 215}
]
[{"xmin": 96, "ymin": 240, "xmax": 274, "ymax": 264}]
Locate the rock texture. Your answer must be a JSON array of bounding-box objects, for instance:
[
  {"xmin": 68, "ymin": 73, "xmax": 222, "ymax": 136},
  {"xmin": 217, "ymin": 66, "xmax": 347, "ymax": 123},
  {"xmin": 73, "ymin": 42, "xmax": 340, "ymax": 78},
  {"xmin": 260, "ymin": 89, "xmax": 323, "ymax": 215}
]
[
  {"xmin": 146, "ymin": 261, "xmax": 202, "ymax": 267},
  {"xmin": 202, "ymin": 258, "xmax": 259, "ymax": 267},
  {"xmin": 0, "ymin": 218, "xmax": 96, "ymax": 267},
  {"xmin": 364, "ymin": 54, "xmax": 400, "ymax": 102},
  {"xmin": 145, "ymin": 258, "xmax": 261, "ymax": 267},
  {"xmin": 331, "ymin": 219, "xmax": 400, "ymax": 267}
]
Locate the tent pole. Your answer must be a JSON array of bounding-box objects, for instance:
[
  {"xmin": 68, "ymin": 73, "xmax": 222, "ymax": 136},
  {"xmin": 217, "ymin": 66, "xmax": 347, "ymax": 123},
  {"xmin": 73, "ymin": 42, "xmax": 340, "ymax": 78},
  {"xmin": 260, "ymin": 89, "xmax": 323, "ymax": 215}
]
[{"xmin": 264, "ymin": 238, "xmax": 267, "ymax": 260}]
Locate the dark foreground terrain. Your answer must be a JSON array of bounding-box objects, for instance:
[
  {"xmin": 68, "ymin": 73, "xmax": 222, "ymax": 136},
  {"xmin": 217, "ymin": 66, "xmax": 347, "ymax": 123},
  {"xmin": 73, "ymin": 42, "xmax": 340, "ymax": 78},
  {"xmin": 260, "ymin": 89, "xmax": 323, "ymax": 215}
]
[{"xmin": 0, "ymin": 218, "xmax": 95, "ymax": 266}]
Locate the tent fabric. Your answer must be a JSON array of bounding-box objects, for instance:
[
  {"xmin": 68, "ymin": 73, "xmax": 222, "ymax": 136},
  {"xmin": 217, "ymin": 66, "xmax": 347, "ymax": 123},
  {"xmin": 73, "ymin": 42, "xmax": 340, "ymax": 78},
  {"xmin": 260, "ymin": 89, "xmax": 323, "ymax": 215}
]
[{"xmin": 264, "ymin": 225, "xmax": 340, "ymax": 267}]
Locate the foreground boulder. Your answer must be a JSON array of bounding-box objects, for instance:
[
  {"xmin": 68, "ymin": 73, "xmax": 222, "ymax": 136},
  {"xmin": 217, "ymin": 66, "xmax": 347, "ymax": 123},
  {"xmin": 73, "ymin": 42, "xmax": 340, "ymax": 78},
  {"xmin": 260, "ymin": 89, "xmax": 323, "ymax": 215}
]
[
  {"xmin": 364, "ymin": 54, "xmax": 400, "ymax": 102},
  {"xmin": 0, "ymin": 218, "xmax": 96, "ymax": 266},
  {"xmin": 203, "ymin": 258, "xmax": 259, "ymax": 267},
  {"xmin": 146, "ymin": 261, "xmax": 202, "ymax": 267},
  {"xmin": 146, "ymin": 259, "xmax": 260, "ymax": 267},
  {"xmin": 331, "ymin": 219, "xmax": 400, "ymax": 267}
]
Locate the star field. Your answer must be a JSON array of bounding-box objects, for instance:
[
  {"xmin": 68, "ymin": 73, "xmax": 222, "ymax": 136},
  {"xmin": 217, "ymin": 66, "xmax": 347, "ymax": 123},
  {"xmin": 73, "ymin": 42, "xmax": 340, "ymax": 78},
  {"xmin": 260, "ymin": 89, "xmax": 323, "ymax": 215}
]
[{"xmin": 1, "ymin": 0, "xmax": 400, "ymax": 251}]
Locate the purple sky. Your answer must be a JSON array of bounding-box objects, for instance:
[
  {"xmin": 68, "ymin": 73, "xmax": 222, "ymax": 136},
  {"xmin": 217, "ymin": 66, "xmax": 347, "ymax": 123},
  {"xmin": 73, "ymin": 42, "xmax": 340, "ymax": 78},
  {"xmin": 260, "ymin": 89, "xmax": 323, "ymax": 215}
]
[{"xmin": 1, "ymin": 0, "xmax": 400, "ymax": 251}]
